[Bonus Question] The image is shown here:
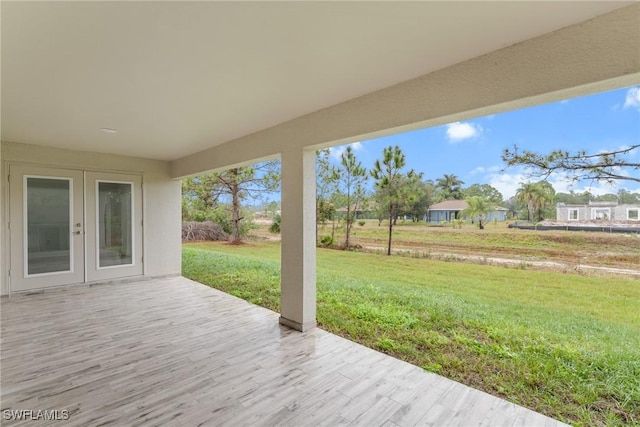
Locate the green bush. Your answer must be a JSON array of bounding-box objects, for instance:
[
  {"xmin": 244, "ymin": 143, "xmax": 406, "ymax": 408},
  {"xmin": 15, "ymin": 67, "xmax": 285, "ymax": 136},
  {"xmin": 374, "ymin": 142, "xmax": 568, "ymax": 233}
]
[
  {"xmin": 319, "ymin": 235, "xmax": 334, "ymax": 247},
  {"xmin": 269, "ymin": 214, "xmax": 281, "ymax": 233}
]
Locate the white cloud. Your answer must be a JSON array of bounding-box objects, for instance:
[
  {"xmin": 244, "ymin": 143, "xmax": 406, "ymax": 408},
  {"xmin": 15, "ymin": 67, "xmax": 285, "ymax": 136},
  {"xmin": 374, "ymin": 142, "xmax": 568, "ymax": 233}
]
[
  {"xmin": 446, "ymin": 121, "xmax": 482, "ymax": 143},
  {"xmin": 485, "ymin": 169, "xmax": 623, "ymax": 200},
  {"xmin": 470, "ymin": 165, "xmax": 500, "ymax": 176},
  {"xmin": 329, "ymin": 141, "xmax": 363, "ymax": 160},
  {"xmin": 548, "ymin": 169, "xmax": 633, "ymax": 196},
  {"xmin": 487, "ymin": 172, "xmax": 528, "ymax": 200},
  {"xmin": 559, "ymin": 99, "xmax": 569, "ymax": 105},
  {"xmin": 548, "ymin": 173, "xmax": 578, "ymax": 195},
  {"xmin": 623, "ymin": 87, "xmax": 640, "ymax": 111},
  {"xmin": 562, "ymin": 181, "xmax": 619, "ymax": 197},
  {"xmin": 488, "ymin": 172, "xmax": 574, "ymax": 200}
]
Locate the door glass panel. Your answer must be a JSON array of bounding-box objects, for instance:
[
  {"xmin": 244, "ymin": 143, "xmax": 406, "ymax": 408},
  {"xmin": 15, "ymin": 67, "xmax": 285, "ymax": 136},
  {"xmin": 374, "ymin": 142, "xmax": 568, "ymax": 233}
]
[
  {"xmin": 98, "ymin": 182, "xmax": 133, "ymax": 267},
  {"xmin": 26, "ymin": 177, "xmax": 71, "ymax": 275}
]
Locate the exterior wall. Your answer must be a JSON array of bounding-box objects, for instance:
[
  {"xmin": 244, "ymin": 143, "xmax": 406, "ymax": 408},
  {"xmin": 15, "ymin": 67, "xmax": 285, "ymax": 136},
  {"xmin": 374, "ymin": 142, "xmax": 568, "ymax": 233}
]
[
  {"xmin": 627, "ymin": 206, "xmax": 640, "ymax": 221},
  {"xmin": 428, "ymin": 209, "xmax": 506, "ymax": 224},
  {"xmin": 485, "ymin": 210, "xmax": 507, "ymax": 222},
  {"xmin": 556, "ymin": 204, "xmax": 640, "ymax": 221},
  {"xmin": 590, "ymin": 205, "xmax": 613, "ymax": 220},
  {"xmin": 557, "ymin": 205, "xmax": 589, "ymax": 221},
  {"xmin": 428, "ymin": 210, "xmax": 459, "ymax": 223},
  {"xmin": 1, "ymin": 141, "xmax": 181, "ymax": 295},
  {"xmin": 576, "ymin": 207, "xmax": 588, "ymax": 221},
  {"xmin": 615, "ymin": 204, "xmax": 640, "ymax": 221},
  {"xmin": 0, "ymin": 145, "xmax": 2, "ymax": 293}
]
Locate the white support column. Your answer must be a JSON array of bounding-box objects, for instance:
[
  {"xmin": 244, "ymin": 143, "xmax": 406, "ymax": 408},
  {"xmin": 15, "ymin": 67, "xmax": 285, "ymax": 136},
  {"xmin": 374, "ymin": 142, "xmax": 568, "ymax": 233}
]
[{"xmin": 279, "ymin": 148, "xmax": 316, "ymax": 332}]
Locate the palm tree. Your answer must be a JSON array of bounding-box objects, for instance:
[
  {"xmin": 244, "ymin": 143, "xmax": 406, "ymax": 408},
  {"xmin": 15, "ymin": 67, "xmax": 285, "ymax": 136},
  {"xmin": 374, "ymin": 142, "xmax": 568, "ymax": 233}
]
[
  {"xmin": 436, "ymin": 174, "xmax": 465, "ymax": 200},
  {"xmin": 515, "ymin": 182, "xmax": 538, "ymax": 221},
  {"xmin": 461, "ymin": 196, "xmax": 492, "ymax": 229},
  {"xmin": 532, "ymin": 181, "xmax": 556, "ymax": 220},
  {"xmin": 516, "ymin": 181, "xmax": 555, "ymax": 221}
]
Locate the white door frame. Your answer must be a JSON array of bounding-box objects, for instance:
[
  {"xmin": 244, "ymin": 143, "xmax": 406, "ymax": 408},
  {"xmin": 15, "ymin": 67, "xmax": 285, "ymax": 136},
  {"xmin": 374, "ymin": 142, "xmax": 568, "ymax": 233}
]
[
  {"xmin": 85, "ymin": 171, "xmax": 143, "ymax": 282},
  {"xmin": 8, "ymin": 164, "xmax": 144, "ymax": 293},
  {"xmin": 8, "ymin": 165, "xmax": 85, "ymax": 292}
]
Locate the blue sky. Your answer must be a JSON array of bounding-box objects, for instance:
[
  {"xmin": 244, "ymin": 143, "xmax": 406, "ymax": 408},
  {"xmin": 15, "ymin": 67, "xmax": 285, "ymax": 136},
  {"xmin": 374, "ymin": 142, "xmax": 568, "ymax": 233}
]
[{"xmin": 328, "ymin": 86, "xmax": 640, "ymax": 200}]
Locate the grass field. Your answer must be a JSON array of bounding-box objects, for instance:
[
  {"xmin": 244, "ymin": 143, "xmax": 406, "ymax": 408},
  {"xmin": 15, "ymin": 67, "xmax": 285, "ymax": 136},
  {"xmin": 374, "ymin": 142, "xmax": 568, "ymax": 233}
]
[
  {"xmin": 311, "ymin": 220, "xmax": 640, "ymax": 271},
  {"xmin": 182, "ymin": 241, "xmax": 640, "ymax": 426}
]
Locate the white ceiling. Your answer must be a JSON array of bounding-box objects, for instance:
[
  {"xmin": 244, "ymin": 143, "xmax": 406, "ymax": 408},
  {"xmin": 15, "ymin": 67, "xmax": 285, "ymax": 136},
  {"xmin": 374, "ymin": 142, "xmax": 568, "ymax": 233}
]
[{"xmin": 1, "ymin": 1, "xmax": 633, "ymax": 161}]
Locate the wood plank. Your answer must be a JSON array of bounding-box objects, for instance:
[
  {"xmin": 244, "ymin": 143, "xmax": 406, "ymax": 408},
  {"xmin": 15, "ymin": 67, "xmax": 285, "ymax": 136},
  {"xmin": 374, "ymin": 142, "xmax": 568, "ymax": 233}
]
[{"xmin": 0, "ymin": 276, "xmax": 568, "ymax": 426}]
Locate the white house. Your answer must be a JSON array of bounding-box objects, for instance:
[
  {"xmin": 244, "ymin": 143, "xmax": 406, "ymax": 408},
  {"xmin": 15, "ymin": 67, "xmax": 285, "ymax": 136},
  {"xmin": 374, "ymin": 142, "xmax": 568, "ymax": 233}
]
[
  {"xmin": 2, "ymin": 2, "xmax": 639, "ymax": 335},
  {"xmin": 557, "ymin": 202, "xmax": 640, "ymax": 222},
  {"xmin": 427, "ymin": 200, "xmax": 508, "ymax": 224}
]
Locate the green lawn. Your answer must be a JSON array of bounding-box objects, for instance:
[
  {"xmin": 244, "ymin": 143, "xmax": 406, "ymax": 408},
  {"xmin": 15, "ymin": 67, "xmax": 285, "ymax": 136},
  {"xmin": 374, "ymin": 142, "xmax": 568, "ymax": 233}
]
[{"xmin": 182, "ymin": 242, "xmax": 640, "ymax": 426}]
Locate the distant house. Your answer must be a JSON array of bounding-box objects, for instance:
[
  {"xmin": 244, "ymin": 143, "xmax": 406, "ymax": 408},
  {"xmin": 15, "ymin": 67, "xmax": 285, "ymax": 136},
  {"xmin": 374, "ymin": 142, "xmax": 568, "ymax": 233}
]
[
  {"xmin": 335, "ymin": 201, "xmax": 378, "ymax": 220},
  {"xmin": 556, "ymin": 202, "xmax": 640, "ymax": 222},
  {"xmin": 427, "ymin": 200, "xmax": 508, "ymax": 224}
]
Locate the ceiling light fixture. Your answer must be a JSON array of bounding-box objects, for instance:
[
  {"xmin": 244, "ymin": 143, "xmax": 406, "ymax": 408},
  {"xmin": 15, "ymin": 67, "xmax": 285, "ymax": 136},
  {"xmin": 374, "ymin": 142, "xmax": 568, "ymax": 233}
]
[{"xmin": 100, "ymin": 128, "xmax": 117, "ymax": 134}]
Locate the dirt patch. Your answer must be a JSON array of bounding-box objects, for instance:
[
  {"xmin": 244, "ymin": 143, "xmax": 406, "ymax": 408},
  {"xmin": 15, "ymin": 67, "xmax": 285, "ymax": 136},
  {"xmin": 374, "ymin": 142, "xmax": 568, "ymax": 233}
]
[
  {"xmin": 358, "ymin": 244, "xmax": 640, "ymax": 278},
  {"xmin": 251, "ymin": 223, "xmax": 640, "ymax": 277}
]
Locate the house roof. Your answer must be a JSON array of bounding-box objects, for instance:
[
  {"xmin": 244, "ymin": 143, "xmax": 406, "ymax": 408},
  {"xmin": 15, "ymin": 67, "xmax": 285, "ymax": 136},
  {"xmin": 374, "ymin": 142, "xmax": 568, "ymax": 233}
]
[
  {"xmin": 1, "ymin": 2, "xmax": 634, "ymax": 164},
  {"xmin": 429, "ymin": 200, "xmax": 468, "ymax": 211}
]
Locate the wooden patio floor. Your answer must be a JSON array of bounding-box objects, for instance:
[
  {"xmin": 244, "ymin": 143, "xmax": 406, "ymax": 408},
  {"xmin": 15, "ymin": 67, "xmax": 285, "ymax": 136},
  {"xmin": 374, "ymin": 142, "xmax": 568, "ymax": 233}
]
[{"xmin": 1, "ymin": 276, "xmax": 567, "ymax": 426}]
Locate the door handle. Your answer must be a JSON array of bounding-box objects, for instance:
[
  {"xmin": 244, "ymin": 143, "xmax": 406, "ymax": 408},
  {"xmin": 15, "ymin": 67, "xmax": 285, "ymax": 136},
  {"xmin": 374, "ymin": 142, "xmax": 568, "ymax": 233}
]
[{"xmin": 72, "ymin": 231, "xmax": 82, "ymax": 235}]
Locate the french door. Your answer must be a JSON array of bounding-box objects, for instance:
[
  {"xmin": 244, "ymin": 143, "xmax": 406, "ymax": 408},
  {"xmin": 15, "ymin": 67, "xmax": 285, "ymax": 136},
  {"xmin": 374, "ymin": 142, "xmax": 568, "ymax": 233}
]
[{"xmin": 9, "ymin": 166, "xmax": 143, "ymax": 292}]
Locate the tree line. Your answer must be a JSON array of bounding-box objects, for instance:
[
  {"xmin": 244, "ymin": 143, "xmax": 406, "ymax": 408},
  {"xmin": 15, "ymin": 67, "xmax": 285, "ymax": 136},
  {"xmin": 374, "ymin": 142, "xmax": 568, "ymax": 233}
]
[{"xmin": 182, "ymin": 144, "xmax": 640, "ymax": 254}]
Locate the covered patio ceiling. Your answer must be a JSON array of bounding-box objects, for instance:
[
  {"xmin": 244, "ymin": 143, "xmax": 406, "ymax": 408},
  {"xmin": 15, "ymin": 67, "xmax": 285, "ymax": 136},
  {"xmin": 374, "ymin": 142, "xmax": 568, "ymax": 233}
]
[{"xmin": 1, "ymin": 1, "xmax": 637, "ymax": 163}]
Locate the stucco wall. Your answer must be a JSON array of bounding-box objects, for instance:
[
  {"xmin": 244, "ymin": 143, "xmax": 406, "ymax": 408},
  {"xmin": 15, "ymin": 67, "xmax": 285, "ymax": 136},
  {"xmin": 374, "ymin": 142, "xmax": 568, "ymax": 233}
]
[
  {"xmin": 557, "ymin": 206, "xmax": 589, "ymax": 221},
  {"xmin": 1, "ymin": 141, "xmax": 181, "ymax": 295},
  {"xmin": 615, "ymin": 205, "xmax": 640, "ymax": 220},
  {"xmin": 557, "ymin": 204, "xmax": 640, "ymax": 222},
  {"xmin": 0, "ymin": 145, "xmax": 3, "ymax": 294},
  {"xmin": 485, "ymin": 211, "xmax": 507, "ymax": 222}
]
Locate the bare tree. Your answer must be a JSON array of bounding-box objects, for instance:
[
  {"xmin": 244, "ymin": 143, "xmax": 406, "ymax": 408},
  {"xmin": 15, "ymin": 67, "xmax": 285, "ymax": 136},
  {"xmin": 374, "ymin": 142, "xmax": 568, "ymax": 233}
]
[
  {"xmin": 183, "ymin": 161, "xmax": 280, "ymax": 244},
  {"xmin": 502, "ymin": 144, "xmax": 640, "ymax": 183}
]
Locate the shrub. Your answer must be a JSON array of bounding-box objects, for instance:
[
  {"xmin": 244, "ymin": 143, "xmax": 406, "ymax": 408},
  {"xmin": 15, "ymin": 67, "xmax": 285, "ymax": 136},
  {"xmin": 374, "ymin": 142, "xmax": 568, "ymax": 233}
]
[
  {"xmin": 182, "ymin": 221, "xmax": 228, "ymax": 242},
  {"xmin": 358, "ymin": 220, "xmax": 366, "ymax": 227},
  {"xmin": 184, "ymin": 205, "xmax": 255, "ymax": 238},
  {"xmin": 269, "ymin": 214, "xmax": 281, "ymax": 233},
  {"xmin": 319, "ymin": 235, "xmax": 334, "ymax": 247}
]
